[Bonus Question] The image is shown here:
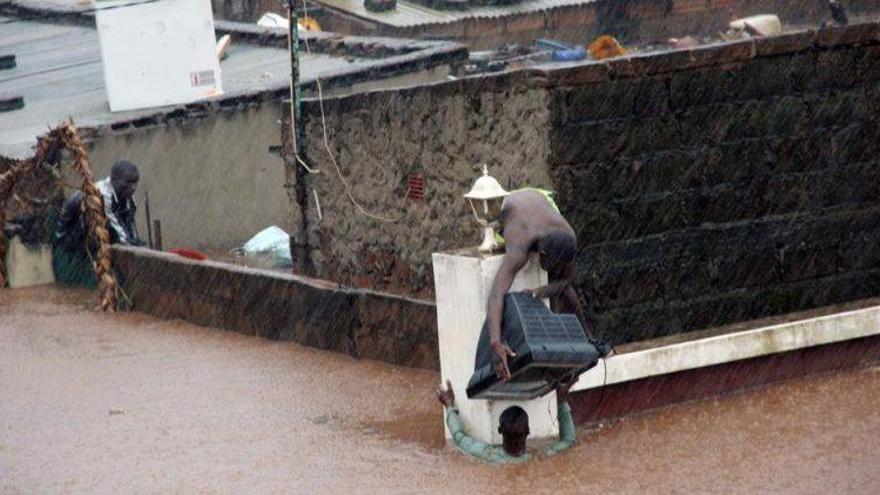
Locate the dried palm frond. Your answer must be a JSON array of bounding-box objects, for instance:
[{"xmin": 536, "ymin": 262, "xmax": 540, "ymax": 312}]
[{"xmin": 56, "ymin": 122, "xmax": 118, "ymax": 312}]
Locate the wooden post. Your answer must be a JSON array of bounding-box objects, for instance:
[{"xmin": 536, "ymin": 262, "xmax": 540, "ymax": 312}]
[
  {"xmin": 144, "ymin": 190, "xmax": 153, "ymax": 249},
  {"xmin": 153, "ymin": 220, "xmax": 162, "ymax": 251}
]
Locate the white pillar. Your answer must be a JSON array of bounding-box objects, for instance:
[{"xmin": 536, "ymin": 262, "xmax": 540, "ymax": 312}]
[{"xmin": 433, "ymin": 248, "xmax": 559, "ymax": 444}]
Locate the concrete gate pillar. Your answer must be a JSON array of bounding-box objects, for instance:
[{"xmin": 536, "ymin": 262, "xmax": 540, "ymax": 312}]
[{"xmin": 432, "ymin": 248, "xmax": 559, "ymax": 444}]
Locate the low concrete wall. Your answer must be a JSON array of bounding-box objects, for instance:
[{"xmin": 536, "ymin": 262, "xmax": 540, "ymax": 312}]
[
  {"xmin": 570, "ymin": 334, "xmax": 880, "ymax": 424},
  {"xmin": 112, "ymin": 245, "xmax": 439, "ymax": 369}
]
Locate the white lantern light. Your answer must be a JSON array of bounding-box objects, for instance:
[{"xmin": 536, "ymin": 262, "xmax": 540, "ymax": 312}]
[{"xmin": 464, "ymin": 165, "xmax": 510, "ymax": 252}]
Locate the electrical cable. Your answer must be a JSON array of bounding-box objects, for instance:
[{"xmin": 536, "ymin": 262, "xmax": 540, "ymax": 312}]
[
  {"xmin": 292, "ymin": 0, "xmax": 410, "ymax": 223},
  {"xmin": 602, "ymin": 355, "xmax": 608, "ymax": 387}
]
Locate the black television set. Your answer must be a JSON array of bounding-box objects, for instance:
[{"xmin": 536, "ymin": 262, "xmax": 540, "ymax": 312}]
[{"xmin": 466, "ymin": 292, "xmax": 600, "ymax": 400}]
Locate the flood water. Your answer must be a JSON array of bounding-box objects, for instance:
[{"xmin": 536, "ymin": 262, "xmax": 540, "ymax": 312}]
[{"xmin": 2, "ymin": 287, "xmax": 879, "ymax": 494}]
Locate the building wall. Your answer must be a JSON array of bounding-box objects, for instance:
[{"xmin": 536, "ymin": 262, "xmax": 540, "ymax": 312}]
[
  {"xmin": 547, "ymin": 33, "xmax": 880, "ymax": 343},
  {"xmin": 297, "ymin": 22, "xmax": 880, "ymax": 344},
  {"xmin": 88, "ymin": 104, "xmax": 293, "ymax": 251}
]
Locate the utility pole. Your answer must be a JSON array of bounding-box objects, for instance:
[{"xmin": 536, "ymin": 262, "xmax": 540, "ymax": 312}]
[{"xmin": 286, "ymin": 0, "xmax": 310, "ymax": 275}]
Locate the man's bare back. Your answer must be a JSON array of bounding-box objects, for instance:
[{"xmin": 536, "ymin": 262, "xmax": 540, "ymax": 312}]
[{"xmin": 499, "ymin": 191, "xmax": 574, "ymax": 251}]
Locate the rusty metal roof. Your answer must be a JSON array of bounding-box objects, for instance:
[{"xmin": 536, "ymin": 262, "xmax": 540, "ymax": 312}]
[{"xmin": 315, "ymin": 0, "xmax": 597, "ymax": 28}]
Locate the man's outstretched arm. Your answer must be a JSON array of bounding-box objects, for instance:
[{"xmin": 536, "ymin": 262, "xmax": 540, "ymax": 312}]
[
  {"xmin": 531, "ymin": 263, "xmax": 574, "ymax": 300},
  {"xmin": 446, "ymin": 408, "xmax": 495, "ymax": 460},
  {"xmin": 543, "ymin": 376, "xmax": 578, "ymax": 457},
  {"xmin": 486, "ymin": 248, "xmax": 529, "ymax": 379},
  {"xmin": 436, "ymin": 380, "xmax": 495, "ymax": 462},
  {"xmin": 542, "ymin": 402, "xmax": 576, "ymax": 456}
]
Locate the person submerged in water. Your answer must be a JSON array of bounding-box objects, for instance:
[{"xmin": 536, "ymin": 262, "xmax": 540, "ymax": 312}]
[
  {"xmin": 488, "ymin": 188, "xmax": 611, "ymax": 380},
  {"xmin": 53, "ymin": 160, "xmax": 145, "ymax": 287},
  {"xmin": 435, "ymin": 376, "xmax": 578, "ymax": 464}
]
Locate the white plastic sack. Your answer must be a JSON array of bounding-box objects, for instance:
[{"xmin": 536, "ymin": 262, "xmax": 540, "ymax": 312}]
[
  {"xmin": 242, "ymin": 226, "xmax": 292, "ymax": 267},
  {"xmin": 257, "ymin": 12, "xmax": 289, "ymax": 29}
]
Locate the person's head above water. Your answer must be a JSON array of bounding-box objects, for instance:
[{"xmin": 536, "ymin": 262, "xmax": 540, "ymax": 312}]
[
  {"xmin": 498, "ymin": 406, "xmax": 530, "ymax": 456},
  {"xmin": 110, "ymin": 160, "xmax": 139, "ymax": 201},
  {"xmin": 537, "ymin": 230, "xmax": 576, "ymax": 275}
]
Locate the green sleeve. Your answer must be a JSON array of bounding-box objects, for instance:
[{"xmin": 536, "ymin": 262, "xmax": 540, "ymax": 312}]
[
  {"xmin": 446, "ymin": 408, "xmax": 494, "ymax": 461},
  {"xmin": 542, "ymin": 402, "xmax": 576, "ymax": 457}
]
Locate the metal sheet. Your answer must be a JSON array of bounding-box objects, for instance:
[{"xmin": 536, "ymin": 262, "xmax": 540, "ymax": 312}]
[{"xmin": 316, "ymin": 0, "xmax": 597, "ymax": 28}]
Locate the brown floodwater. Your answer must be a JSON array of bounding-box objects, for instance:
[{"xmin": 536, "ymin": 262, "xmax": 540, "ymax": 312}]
[{"xmin": 2, "ymin": 286, "xmax": 879, "ymax": 494}]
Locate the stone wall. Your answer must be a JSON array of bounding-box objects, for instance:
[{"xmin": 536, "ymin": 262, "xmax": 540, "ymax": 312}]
[
  {"xmin": 296, "ymin": 21, "xmax": 880, "ymax": 344},
  {"xmin": 296, "ymin": 77, "xmax": 553, "ymax": 298},
  {"xmin": 112, "ymin": 246, "xmax": 439, "ymax": 369},
  {"xmin": 547, "ymin": 26, "xmax": 880, "ymax": 343}
]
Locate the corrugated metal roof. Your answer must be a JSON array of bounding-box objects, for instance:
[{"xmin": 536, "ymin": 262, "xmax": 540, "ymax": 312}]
[
  {"xmin": 0, "ymin": 16, "xmax": 422, "ymax": 159},
  {"xmin": 316, "ymin": 0, "xmax": 597, "ymax": 28}
]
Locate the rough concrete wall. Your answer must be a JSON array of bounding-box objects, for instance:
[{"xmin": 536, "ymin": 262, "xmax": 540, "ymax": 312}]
[
  {"xmin": 298, "ymin": 79, "xmax": 552, "ymax": 298},
  {"xmin": 296, "ymin": 21, "xmax": 880, "ymax": 346},
  {"xmin": 87, "ymin": 104, "xmax": 292, "ymax": 251},
  {"xmin": 112, "ymin": 246, "xmax": 439, "ymax": 369},
  {"xmin": 547, "ymin": 31, "xmax": 880, "ymax": 343}
]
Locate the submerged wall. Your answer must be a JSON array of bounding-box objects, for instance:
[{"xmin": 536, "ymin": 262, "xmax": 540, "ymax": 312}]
[
  {"xmin": 113, "ymin": 246, "xmax": 439, "ymax": 369},
  {"xmin": 297, "ymin": 21, "xmax": 880, "ymax": 345}
]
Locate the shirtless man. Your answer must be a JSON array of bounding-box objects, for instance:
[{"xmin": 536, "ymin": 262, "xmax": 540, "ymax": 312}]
[{"xmin": 487, "ymin": 189, "xmax": 608, "ymax": 380}]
